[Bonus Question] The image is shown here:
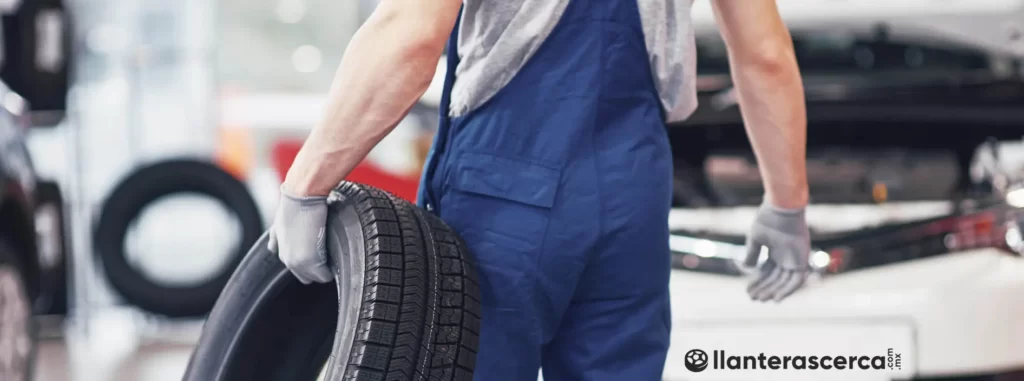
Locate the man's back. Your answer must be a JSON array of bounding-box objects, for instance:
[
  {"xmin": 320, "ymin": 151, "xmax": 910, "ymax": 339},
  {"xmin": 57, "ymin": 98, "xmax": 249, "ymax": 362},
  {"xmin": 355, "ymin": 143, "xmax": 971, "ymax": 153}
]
[
  {"xmin": 270, "ymin": 0, "xmax": 809, "ymax": 379},
  {"xmin": 452, "ymin": 0, "xmax": 698, "ymax": 122}
]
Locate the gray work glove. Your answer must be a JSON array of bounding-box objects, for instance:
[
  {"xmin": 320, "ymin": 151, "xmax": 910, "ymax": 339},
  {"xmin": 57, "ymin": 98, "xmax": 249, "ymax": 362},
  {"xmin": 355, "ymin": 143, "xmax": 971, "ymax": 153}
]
[
  {"xmin": 743, "ymin": 202, "xmax": 811, "ymax": 302},
  {"xmin": 267, "ymin": 189, "xmax": 333, "ymax": 284}
]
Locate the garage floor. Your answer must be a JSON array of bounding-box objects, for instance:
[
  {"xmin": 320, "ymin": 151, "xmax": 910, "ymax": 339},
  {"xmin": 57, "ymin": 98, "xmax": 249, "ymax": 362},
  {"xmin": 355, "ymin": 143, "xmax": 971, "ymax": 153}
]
[
  {"xmin": 33, "ymin": 311, "xmax": 198, "ymax": 381},
  {"xmin": 36, "ymin": 339, "xmax": 194, "ymax": 381},
  {"xmin": 30, "ymin": 183, "xmax": 278, "ymax": 381}
]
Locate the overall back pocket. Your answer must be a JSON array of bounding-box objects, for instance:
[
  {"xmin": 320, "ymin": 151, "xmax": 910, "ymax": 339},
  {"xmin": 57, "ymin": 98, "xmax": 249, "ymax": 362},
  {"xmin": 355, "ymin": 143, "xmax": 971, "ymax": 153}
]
[{"xmin": 439, "ymin": 152, "xmax": 561, "ymax": 309}]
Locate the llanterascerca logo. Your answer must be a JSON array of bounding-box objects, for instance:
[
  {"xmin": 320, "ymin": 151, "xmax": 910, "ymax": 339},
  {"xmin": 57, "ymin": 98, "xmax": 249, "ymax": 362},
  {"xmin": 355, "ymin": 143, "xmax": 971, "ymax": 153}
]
[{"xmin": 684, "ymin": 348, "xmax": 903, "ymax": 372}]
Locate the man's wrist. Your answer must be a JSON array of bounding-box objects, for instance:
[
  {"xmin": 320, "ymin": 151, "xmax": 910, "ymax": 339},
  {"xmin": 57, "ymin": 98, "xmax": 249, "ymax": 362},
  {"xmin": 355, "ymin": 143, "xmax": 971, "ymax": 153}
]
[
  {"xmin": 765, "ymin": 188, "xmax": 809, "ymax": 210},
  {"xmin": 281, "ymin": 152, "xmax": 343, "ymax": 197},
  {"xmin": 279, "ymin": 185, "xmax": 329, "ymax": 203},
  {"xmin": 281, "ymin": 174, "xmax": 333, "ymax": 198}
]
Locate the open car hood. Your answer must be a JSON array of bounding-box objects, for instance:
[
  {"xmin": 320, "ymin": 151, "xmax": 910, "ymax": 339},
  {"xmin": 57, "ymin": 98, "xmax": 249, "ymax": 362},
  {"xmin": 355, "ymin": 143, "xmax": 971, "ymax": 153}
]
[{"xmin": 692, "ymin": 0, "xmax": 1024, "ymax": 59}]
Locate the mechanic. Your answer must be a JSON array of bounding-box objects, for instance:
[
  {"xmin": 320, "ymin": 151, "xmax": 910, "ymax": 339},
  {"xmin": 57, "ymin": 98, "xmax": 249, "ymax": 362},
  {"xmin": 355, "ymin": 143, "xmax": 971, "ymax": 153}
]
[{"xmin": 268, "ymin": 0, "xmax": 811, "ymax": 380}]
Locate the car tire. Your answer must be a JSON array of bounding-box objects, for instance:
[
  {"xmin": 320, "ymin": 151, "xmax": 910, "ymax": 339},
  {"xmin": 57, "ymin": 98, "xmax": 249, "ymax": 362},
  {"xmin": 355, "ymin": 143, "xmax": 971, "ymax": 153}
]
[
  {"xmin": 0, "ymin": 239, "xmax": 38, "ymax": 381},
  {"xmin": 93, "ymin": 159, "xmax": 263, "ymax": 318},
  {"xmin": 0, "ymin": 0, "xmax": 72, "ymax": 113},
  {"xmin": 33, "ymin": 180, "xmax": 68, "ymax": 315},
  {"xmin": 184, "ymin": 182, "xmax": 481, "ymax": 381}
]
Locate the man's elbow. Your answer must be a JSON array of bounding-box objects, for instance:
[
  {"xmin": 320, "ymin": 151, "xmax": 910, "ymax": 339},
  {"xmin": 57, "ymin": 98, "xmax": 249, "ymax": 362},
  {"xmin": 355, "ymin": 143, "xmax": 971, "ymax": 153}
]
[
  {"xmin": 402, "ymin": 42, "xmax": 445, "ymax": 94},
  {"xmin": 732, "ymin": 41, "xmax": 799, "ymax": 78},
  {"xmin": 365, "ymin": 3, "xmax": 456, "ymax": 55},
  {"xmin": 359, "ymin": 12, "xmax": 448, "ymax": 89}
]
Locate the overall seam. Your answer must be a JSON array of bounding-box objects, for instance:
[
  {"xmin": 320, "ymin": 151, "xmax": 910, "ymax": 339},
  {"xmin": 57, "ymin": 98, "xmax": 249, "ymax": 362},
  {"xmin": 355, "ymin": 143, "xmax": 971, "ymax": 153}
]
[{"xmin": 591, "ymin": 0, "xmax": 611, "ymax": 266}]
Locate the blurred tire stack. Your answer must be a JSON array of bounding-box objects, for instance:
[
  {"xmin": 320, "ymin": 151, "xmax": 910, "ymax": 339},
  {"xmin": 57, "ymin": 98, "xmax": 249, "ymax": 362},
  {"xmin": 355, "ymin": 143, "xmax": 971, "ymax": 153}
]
[
  {"xmin": 1, "ymin": 0, "xmax": 71, "ymax": 119},
  {"xmin": 93, "ymin": 160, "xmax": 262, "ymax": 318}
]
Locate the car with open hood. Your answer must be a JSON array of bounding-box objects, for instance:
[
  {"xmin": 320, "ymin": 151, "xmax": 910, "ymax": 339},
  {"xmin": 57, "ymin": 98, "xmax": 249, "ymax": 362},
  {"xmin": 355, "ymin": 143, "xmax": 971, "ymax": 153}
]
[{"xmin": 661, "ymin": 1, "xmax": 1024, "ymax": 380}]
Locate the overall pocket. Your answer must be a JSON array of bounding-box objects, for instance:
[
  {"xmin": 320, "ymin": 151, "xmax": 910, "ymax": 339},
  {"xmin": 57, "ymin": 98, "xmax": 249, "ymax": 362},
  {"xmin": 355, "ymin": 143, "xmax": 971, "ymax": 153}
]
[{"xmin": 439, "ymin": 151, "xmax": 561, "ymax": 309}]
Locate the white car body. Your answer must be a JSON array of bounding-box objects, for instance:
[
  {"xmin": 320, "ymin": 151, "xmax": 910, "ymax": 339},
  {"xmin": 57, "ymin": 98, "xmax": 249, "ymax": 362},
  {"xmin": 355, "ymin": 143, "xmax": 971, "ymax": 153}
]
[{"xmin": 665, "ymin": 204, "xmax": 1024, "ymax": 380}]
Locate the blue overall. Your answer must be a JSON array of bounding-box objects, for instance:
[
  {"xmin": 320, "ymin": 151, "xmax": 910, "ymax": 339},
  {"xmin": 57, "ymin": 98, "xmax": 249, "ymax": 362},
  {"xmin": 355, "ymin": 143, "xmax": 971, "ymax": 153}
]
[{"xmin": 418, "ymin": 0, "xmax": 673, "ymax": 379}]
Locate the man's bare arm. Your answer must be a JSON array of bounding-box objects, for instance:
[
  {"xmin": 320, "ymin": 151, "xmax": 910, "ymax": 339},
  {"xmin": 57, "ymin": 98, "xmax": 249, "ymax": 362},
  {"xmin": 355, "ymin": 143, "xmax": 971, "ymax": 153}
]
[
  {"xmin": 711, "ymin": 0, "xmax": 808, "ymax": 209},
  {"xmin": 282, "ymin": 0, "xmax": 462, "ymax": 196}
]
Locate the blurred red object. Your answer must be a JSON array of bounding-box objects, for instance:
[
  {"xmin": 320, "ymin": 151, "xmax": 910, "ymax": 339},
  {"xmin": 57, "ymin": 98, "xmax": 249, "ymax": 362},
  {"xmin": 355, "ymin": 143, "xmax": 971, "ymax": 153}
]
[{"xmin": 271, "ymin": 139, "xmax": 422, "ymax": 203}]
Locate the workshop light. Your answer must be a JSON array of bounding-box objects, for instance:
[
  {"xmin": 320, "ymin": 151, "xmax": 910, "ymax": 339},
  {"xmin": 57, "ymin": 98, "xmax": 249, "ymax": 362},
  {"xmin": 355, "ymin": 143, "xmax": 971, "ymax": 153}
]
[
  {"xmin": 872, "ymin": 182, "xmax": 888, "ymax": 203},
  {"xmin": 810, "ymin": 251, "xmax": 832, "ymax": 269},
  {"xmin": 693, "ymin": 239, "xmax": 718, "ymax": 258},
  {"xmin": 0, "ymin": 0, "xmax": 20, "ymax": 14},
  {"xmin": 276, "ymin": 0, "xmax": 306, "ymax": 24},
  {"xmin": 1006, "ymin": 187, "xmax": 1024, "ymax": 208},
  {"xmin": 292, "ymin": 45, "xmax": 322, "ymax": 73},
  {"xmin": 2, "ymin": 91, "xmax": 26, "ymax": 118},
  {"xmin": 1006, "ymin": 224, "xmax": 1024, "ymax": 255},
  {"xmin": 36, "ymin": 10, "xmax": 65, "ymax": 72}
]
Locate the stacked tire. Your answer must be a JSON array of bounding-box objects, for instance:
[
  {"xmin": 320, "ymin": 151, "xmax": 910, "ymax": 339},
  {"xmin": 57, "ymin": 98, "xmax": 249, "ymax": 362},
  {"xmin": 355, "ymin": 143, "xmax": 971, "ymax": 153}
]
[
  {"xmin": 1, "ymin": 0, "xmax": 72, "ymax": 114},
  {"xmin": 93, "ymin": 160, "xmax": 264, "ymax": 318},
  {"xmin": 184, "ymin": 182, "xmax": 481, "ymax": 381}
]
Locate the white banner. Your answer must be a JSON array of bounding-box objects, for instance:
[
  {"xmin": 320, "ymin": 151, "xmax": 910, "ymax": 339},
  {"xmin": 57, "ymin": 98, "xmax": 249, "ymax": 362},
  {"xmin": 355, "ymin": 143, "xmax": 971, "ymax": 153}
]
[{"xmin": 664, "ymin": 322, "xmax": 915, "ymax": 381}]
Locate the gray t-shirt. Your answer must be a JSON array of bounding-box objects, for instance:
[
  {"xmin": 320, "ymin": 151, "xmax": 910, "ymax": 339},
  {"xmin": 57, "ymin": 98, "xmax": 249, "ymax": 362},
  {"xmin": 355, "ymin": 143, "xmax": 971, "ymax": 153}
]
[{"xmin": 449, "ymin": 0, "xmax": 698, "ymax": 123}]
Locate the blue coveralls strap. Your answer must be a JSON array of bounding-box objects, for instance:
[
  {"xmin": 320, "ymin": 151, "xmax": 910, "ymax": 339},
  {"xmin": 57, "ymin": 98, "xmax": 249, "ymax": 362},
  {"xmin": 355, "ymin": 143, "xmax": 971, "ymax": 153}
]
[{"xmin": 418, "ymin": 0, "xmax": 675, "ymax": 380}]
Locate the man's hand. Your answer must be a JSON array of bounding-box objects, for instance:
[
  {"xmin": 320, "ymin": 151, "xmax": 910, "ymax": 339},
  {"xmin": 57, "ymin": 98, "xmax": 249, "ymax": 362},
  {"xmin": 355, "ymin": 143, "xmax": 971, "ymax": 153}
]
[
  {"xmin": 268, "ymin": 190, "xmax": 333, "ymax": 284},
  {"xmin": 743, "ymin": 203, "xmax": 811, "ymax": 302}
]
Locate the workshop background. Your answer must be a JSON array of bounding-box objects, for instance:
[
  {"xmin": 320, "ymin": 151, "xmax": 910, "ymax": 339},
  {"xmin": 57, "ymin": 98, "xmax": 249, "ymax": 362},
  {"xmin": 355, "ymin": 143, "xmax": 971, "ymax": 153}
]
[{"xmin": 1, "ymin": 0, "xmax": 1023, "ymax": 380}]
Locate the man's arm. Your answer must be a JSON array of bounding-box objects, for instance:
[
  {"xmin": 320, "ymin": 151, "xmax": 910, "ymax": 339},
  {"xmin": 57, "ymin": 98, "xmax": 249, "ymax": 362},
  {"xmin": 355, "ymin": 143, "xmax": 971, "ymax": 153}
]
[
  {"xmin": 711, "ymin": 0, "xmax": 808, "ymax": 209},
  {"xmin": 282, "ymin": 0, "xmax": 462, "ymax": 197}
]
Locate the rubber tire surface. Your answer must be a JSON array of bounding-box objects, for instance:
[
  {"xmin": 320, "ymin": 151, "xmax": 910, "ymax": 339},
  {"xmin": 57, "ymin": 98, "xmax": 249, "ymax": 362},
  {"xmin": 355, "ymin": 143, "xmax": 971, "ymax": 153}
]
[
  {"xmin": 0, "ymin": 0, "xmax": 72, "ymax": 112},
  {"xmin": 93, "ymin": 159, "xmax": 263, "ymax": 318},
  {"xmin": 0, "ymin": 239, "xmax": 38, "ymax": 381},
  {"xmin": 34, "ymin": 180, "xmax": 68, "ymax": 315},
  {"xmin": 184, "ymin": 182, "xmax": 480, "ymax": 381}
]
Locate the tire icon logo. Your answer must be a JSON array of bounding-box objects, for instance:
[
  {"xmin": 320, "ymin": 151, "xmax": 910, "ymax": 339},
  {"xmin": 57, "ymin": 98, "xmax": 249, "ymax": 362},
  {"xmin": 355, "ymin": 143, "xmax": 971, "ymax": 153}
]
[{"xmin": 685, "ymin": 349, "xmax": 709, "ymax": 372}]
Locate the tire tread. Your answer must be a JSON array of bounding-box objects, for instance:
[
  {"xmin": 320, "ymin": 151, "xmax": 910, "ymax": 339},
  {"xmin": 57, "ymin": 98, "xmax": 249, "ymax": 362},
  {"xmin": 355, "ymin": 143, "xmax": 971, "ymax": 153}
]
[{"xmin": 336, "ymin": 184, "xmax": 479, "ymax": 381}]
